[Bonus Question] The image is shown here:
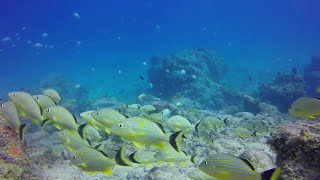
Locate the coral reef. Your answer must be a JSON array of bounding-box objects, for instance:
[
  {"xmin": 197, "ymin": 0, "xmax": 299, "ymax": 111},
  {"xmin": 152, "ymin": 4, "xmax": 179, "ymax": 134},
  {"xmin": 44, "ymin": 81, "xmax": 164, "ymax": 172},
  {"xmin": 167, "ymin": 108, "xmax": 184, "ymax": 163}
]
[
  {"xmin": 147, "ymin": 48, "xmax": 244, "ymax": 109},
  {"xmin": 258, "ymin": 72, "xmax": 306, "ymax": 112},
  {"xmin": 304, "ymin": 55, "xmax": 320, "ymax": 96},
  {"xmin": 269, "ymin": 121, "xmax": 320, "ymax": 180},
  {"xmin": 243, "ymin": 94, "xmax": 260, "ymax": 115}
]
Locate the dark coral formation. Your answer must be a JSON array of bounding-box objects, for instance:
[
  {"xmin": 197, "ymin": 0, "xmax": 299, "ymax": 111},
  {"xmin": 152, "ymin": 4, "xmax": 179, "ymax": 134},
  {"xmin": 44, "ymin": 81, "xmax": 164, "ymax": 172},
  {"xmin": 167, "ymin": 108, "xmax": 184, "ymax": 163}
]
[
  {"xmin": 258, "ymin": 72, "xmax": 305, "ymax": 112},
  {"xmin": 269, "ymin": 121, "xmax": 320, "ymax": 180},
  {"xmin": 304, "ymin": 55, "xmax": 320, "ymax": 96},
  {"xmin": 148, "ymin": 48, "xmax": 231, "ymax": 108},
  {"xmin": 243, "ymin": 94, "xmax": 260, "ymax": 115}
]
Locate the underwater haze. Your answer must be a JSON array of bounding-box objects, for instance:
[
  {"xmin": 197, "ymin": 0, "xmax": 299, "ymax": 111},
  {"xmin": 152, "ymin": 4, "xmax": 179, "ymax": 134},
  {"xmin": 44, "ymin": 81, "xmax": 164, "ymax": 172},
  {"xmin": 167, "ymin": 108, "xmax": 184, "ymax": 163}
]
[
  {"xmin": 1, "ymin": 0, "xmax": 320, "ymax": 180},
  {"xmin": 1, "ymin": 0, "xmax": 320, "ymax": 100}
]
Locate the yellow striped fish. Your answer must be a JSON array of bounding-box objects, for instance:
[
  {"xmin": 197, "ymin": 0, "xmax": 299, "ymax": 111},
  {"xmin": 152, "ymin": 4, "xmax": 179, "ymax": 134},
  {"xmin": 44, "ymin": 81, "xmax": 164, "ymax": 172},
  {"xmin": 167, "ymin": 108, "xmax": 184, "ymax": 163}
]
[
  {"xmin": 189, "ymin": 169, "xmax": 216, "ymax": 180},
  {"xmin": 199, "ymin": 153, "xmax": 280, "ymax": 180},
  {"xmin": 8, "ymin": 91, "xmax": 45, "ymax": 124},
  {"xmin": 69, "ymin": 145, "xmax": 131, "ymax": 175},
  {"xmin": 80, "ymin": 110, "xmax": 105, "ymax": 131},
  {"xmin": 91, "ymin": 108, "xmax": 126, "ymax": 134},
  {"xmin": 78, "ymin": 124, "xmax": 101, "ymax": 142},
  {"xmin": 154, "ymin": 147, "xmax": 196, "ymax": 165},
  {"xmin": 57, "ymin": 130, "xmax": 90, "ymax": 151},
  {"xmin": 33, "ymin": 94, "xmax": 56, "ymax": 110},
  {"xmin": 110, "ymin": 117, "xmax": 185, "ymax": 151},
  {"xmin": 0, "ymin": 101, "xmax": 26, "ymax": 140},
  {"xmin": 42, "ymin": 106, "xmax": 78, "ymax": 133},
  {"xmin": 129, "ymin": 150, "xmax": 162, "ymax": 165},
  {"xmin": 42, "ymin": 89, "xmax": 62, "ymax": 103}
]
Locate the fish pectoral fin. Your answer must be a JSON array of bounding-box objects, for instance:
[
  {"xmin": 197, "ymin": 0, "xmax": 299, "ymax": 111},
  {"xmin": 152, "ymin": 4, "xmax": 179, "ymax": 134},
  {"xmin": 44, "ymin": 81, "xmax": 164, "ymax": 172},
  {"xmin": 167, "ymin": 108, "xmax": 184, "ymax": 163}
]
[
  {"xmin": 133, "ymin": 142, "xmax": 143, "ymax": 149},
  {"xmin": 54, "ymin": 124, "xmax": 61, "ymax": 130},
  {"xmin": 168, "ymin": 162, "xmax": 175, "ymax": 166},
  {"xmin": 179, "ymin": 161, "xmax": 187, "ymax": 164},
  {"xmin": 31, "ymin": 118, "xmax": 39, "ymax": 124},
  {"xmin": 19, "ymin": 109, "xmax": 26, "ymax": 116},
  {"xmin": 67, "ymin": 146, "xmax": 73, "ymax": 151},
  {"xmin": 154, "ymin": 141, "xmax": 170, "ymax": 149},
  {"xmin": 103, "ymin": 167, "xmax": 113, "ymax": 174},
  {"xmin": 308, "ymin": 116, "xmax": 315, "ymax": 118},
  {"xmin": 104, "ymin": 127, "xmax": 111, "ymax": 134},
  {"xmin": 68, "ymin": 129, "xmax": 74, "ymax": 135}
]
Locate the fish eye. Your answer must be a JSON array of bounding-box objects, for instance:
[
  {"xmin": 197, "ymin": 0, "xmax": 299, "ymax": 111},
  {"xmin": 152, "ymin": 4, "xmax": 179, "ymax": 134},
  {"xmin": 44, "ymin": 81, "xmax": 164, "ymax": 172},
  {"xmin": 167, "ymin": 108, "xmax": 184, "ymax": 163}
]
[
  {"xmin": 204, "ymin": 161, "xmax": 208, "ymax": 165},
  {"xmin": 97, "ymin": 112, "xmax": 100, "ymax": 115},
  {"xmin": 160, "ymin": 153, "xmax": 164, "ymax": 156},
  {"xmin": 193, "ymin": 172, "xmax": 196, "ymax": 175},
  {"xmin": 13, "ymin": 93, "xmax": 16, "ymax": 97},
  {"xmin": 289, "ymin": 106, "xmax": 292, "ymax": 109},
  {"xmin": 87, "ymin": 112, "xmax": 90, "ymax": 115},
  {"xmin": 73, "ymin": 156, "xmax": 77, "ymax": 159},
  {"xmin": 36, "ymin": 96, "xmax": 40, "ymax": 99},
  {"xmin": 47, "ymin": 108, "xmax": 50, "ymax": 112},
  {"xmin": 119, "ymin": 123, "xmax": 123, "ymax": 128},
  {"xmin": 0, "ymin": 104, "xmax": 3, "ymax": 108}
]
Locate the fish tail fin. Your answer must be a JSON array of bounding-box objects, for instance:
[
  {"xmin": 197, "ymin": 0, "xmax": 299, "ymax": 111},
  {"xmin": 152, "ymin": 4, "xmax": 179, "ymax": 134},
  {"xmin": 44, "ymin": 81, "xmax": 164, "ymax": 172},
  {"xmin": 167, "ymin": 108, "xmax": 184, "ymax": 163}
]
[
  {"xmin": 40, "ymin": 119, "xmax": 50, "ymax": 127},
  {"xmin": 78, "ymin": 123, "xmax": 87, "ymax": 139},
  {"xmin": 128, "ymin": 151, "xmax": 139, "ymax": 164},
  {"xmin": 261, "ymin": 168, "xmax": 281, "ymax": 180},
  {"xmin": 114, "ymin": 144, "xmax": 132, "ymax": 166},
  {"xmin": 19, "ymin": 124, "xmax": 27, "ymax": 141},
  {"xmin": 195, "ymin": 122, "xmax": 201, "ymax": 132},
  {"xmin": 169, "ymin": 130, "xmax": 185, "ymax": 152},
  {"xmin": 191, "ymin": 154, "xmax": 199, "ymax": 165}
]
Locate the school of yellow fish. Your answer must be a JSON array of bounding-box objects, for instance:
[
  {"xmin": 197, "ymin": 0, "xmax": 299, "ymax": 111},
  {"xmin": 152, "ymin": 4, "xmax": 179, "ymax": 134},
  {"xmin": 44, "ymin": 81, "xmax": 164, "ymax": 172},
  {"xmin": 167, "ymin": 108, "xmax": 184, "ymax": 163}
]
[{"xmin": 0, "ymin": 88, "xmax": 287, "ymax": 179}]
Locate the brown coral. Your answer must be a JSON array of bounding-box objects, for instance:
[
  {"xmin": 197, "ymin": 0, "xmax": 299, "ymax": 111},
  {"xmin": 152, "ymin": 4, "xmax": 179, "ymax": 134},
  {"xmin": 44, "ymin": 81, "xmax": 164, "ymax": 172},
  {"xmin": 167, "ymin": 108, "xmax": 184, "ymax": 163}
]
[{"xmin": 269, "ymin": 121, "xmax": 320, "ymax": 180}]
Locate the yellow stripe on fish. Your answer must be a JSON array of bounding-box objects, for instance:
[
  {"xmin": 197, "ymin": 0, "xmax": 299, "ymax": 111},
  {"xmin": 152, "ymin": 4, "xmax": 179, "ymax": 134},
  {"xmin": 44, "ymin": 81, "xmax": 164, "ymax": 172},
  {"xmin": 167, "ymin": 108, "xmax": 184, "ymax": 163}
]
[
  {"xmin": 110, "ymin": 117, "xmax": 185, "ymax": 151},
  {"xmin": 42, "ymin": 89, "xmax": 62, "ymax": 103},
  {"xmin": 199, "ymin": 153, "xmax": 280, "ymax": 180},
  {"xmin": 80, "ymin": 110, "xmax": 105, "ymax": 130},
  {"xmin": 0, "ymin": 101, "xmax": 26, "ymax": 140},
  {"xmin": 91, "ymin": 108, "xmax": 126, "ymax": 134},
  {"xmin": 42, "ymin": 106, "xmax": 78, "ymax": 133},
  {"xmin": 33, "ymin": 94, "xmax": 56, "ymax": 110},
  {"xmin": 8, "ymin": 91, "xmax": 45, "ymax": 124}
]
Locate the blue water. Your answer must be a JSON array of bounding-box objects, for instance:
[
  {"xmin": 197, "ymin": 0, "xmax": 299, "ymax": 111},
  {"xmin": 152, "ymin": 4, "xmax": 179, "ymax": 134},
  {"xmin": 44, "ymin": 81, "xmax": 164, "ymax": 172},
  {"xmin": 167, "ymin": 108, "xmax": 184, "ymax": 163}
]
[{"xmin": 1, "ymin": 0, "xmax": 320, "ymax": 100}]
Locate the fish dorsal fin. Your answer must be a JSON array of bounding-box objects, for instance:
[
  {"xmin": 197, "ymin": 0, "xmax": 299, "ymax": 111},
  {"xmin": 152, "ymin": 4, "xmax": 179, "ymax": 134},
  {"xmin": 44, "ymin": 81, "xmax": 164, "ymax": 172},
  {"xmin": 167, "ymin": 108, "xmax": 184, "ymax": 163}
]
[
  {"xmin": 78, "ymin": 124, "xmax": 87, "ymax": 139},
  {"xmin": 98, "ymin": 150, "xmax": 109, "ymax": 158},
  {"xmin": 239, "ymin": 157, "xmax": 255, "ymax": 171},
  {"xmin": 155, "ymin": 122, "xmax": 165, "ymax": 134},
  {"xmin": 72, "ymin": 114, "xmax": 77, "ymax": 124},
  {"xmin": 128, "ymin": 152, "xmax": 139, "ymax": 164},
  {"xmin": 94, "ymin": 144, "xmax": 102, "ymax": 150}
]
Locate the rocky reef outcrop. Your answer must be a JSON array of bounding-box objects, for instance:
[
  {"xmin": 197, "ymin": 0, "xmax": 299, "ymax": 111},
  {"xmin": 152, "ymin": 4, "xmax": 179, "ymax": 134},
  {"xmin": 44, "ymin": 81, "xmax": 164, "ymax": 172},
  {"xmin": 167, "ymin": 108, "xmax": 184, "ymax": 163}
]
[
  {"xmin": 147, "ymin": 48, "xmax": 240, "ymax": 109},
  {"xmin": 0, "ymin": 115, "xmax": 39, "ymax": 179},
  {"xmin": 258, "ymin": 72, "xmax": 305, "ymax": 113},
  {"xmin": 304, "ymin": 55, "xmax": 320, "ymax": 96},
  {"xmin": 269, "ymin": 121, "xmax": 320, "ymax": 180}
]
